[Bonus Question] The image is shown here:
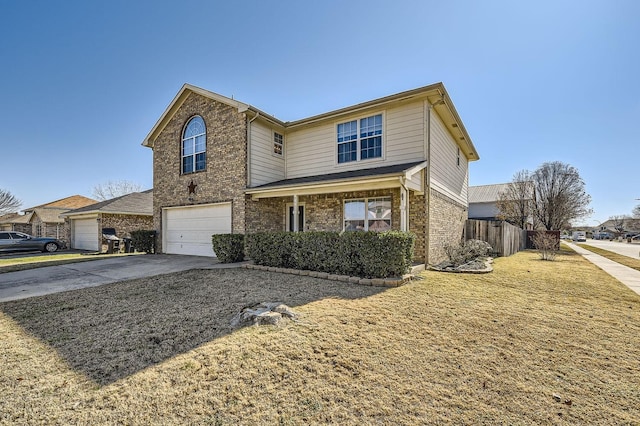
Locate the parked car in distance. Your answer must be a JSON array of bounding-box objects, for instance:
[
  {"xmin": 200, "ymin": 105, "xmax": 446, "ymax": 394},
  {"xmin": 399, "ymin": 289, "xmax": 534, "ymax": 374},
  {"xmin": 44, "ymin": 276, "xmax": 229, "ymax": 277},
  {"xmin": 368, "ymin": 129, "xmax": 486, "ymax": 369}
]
[
  {"xmin": 0, "ymin": 231, "xmax": 65, "ymax": 253},
  {"xmin": 572, "ymin": 231, "xmax": 587, "ymax": 242}
]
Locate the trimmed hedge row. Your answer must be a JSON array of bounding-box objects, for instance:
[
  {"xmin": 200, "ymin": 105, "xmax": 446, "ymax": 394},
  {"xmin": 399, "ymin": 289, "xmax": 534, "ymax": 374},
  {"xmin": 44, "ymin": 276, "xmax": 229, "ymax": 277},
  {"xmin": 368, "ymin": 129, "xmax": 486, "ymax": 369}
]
[
  {"xmin": 245, "ymin": 231, "xmax": 415, "ymax": 278},
  {"xmin": 130, "ymin": 230, "xmax": 156, "ymax": 253},
  {"xmin": 211, "ymin": 234, "xmax": 245, "ymax": 263}
]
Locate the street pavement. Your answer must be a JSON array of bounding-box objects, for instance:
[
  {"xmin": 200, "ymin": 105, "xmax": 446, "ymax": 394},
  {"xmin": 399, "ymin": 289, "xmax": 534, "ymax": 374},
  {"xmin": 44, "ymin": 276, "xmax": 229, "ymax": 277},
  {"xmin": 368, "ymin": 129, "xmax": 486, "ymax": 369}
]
[
  {"xmin": 0, "ymin": 254, "xmax": 244, "ymax": 302},
  {"xmin": 579, "ymin": 239, "xmax": 640, "ymax": 259}
]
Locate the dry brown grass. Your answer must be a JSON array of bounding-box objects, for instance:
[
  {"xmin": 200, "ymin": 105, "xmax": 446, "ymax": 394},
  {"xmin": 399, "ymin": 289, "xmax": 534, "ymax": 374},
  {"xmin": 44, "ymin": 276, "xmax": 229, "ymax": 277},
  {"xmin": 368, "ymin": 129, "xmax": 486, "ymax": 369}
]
[
  {"xmin": 0, "ymin": 252, "xmax": 138, "ymax": 274},
  {"xmin": 1, "ymin": 250, "xmax": 639, "ymax": 425}
]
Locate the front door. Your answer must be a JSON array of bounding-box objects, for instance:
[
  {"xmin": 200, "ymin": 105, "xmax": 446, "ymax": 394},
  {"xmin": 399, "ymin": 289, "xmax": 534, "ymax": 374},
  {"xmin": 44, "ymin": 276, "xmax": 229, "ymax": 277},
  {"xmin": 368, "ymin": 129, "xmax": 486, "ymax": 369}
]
[{"xmin": 288, "ymin": 205, "xmax": 304, "ymax": 232}]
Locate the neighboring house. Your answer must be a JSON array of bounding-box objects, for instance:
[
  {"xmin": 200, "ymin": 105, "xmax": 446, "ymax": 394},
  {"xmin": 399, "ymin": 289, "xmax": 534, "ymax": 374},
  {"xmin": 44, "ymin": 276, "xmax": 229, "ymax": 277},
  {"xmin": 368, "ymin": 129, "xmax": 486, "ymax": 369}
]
[
  {"xmin": 594, "ymin": 219, "xmax": 640, "ymax": 239},
  {"xmin": 62, "ymin": 190, "xmax": 153, "ymax": 251},
  {"xmin": 142, "ymin": 83, "xmax": 479, "ymax": 264},
  {"xmin": 0, "ymin": 213, "xmax": 31, "ymax": 233},
  {"xmin": 468, "ymin": 183, "xmax": 534, "ymax": 229},
  {"xmin": 0, "ymin": 195, "xmax": 97, "ymax": 241}
]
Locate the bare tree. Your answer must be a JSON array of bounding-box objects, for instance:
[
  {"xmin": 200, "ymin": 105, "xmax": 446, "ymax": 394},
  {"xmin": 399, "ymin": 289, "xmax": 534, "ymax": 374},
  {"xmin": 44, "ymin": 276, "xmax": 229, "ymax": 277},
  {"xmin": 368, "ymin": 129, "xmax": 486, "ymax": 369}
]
[
  {"xmin": 633, "ymin": 204, "xmax": 640, "ymax": 219},
  {"xmin": 610, "ymin": 215, "xmax": 627, "ymax": 234},
  {"xmin": 496, "ymin": 170, "xmax": 533, "ymax": 229},
  {"xmin": 0, "ymin": 188, "xmax": 22, "ymax": 215},
  {"xmin": 530, "ymin": 161, "xmax": 592, "ymax": 230},
  {"xmin": 92, "ymin": 180, "xmax": 143, "ymax": 201}
]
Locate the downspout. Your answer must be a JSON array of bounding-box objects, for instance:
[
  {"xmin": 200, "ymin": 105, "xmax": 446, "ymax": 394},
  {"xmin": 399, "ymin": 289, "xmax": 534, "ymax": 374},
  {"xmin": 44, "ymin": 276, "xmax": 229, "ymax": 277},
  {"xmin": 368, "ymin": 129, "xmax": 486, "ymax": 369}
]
[{"xmin": 246, "ymin": 112, "xmax": 260, "ymax": 187}]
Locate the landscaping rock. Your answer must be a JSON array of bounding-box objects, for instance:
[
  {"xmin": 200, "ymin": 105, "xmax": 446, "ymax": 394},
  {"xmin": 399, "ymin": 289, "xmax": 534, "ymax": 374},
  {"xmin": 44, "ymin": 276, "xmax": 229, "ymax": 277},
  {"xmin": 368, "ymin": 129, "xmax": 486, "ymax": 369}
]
[
  {"xmin": 231, "ymin": 302, "xmax": 298, "ymax": 327},
  {"xmin": 430, "ymin": 257, "xmax": 494, "ymax": 274}
]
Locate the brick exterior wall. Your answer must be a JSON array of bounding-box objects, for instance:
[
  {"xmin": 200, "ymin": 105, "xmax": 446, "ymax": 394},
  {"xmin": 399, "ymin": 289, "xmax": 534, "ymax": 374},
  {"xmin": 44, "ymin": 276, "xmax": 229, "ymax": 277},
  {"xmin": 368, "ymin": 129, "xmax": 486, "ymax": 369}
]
[
  {"xmin": 409, "ymin": 191, "xmax": 427, "ymax": 262},
  {"xmin": 151, "ymin": 92, "xmax": 248, "ymax": 252},
  {"xmin": 428, "ymin": 188, "xmax": 468, "ymax": 264},
  {"xmin": 101, "ymin": 214, "xmax": 154, "ymax": 238},
  {"xmin": 32, "ymin": 220, "xmax": 68, "ymax": 242},
  {"xmin": 100, "ymin": 213, "xmax": 153, "ymax": 253},
  {"xmin": 11, "ymin": 224, "xmax": 35, "ymax": 235},
  {"xmin": 247, "ymin": 189, "xmax": 401, "ymax": 234}
]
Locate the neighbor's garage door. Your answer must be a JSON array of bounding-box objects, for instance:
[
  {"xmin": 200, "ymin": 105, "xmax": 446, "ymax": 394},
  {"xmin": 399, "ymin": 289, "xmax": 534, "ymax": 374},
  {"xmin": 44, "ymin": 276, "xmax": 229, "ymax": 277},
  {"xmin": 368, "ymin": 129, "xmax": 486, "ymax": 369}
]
[
  {"xmin": 73, "ymin": 218, "xmax": 99, "ymax": 251},
  {"xmin": 163, "ymin": 203, "xmax": 232, "ymax": 257}
]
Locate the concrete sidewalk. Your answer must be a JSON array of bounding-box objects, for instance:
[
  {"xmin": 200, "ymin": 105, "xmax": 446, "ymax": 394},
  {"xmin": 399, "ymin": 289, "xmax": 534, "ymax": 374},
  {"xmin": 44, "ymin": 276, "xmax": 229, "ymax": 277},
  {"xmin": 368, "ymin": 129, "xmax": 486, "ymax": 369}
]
[{"xmin": 565, "ymin": 242, "xmax": 640, "ymax": 296}]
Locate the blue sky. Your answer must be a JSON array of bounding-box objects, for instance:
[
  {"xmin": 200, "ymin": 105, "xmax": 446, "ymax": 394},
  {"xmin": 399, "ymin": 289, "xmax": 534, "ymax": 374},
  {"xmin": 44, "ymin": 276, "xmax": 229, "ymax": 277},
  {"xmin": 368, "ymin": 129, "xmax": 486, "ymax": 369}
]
[{"xmin": 1, "ymin": 0, "xmax": 638, "ymax": 225}]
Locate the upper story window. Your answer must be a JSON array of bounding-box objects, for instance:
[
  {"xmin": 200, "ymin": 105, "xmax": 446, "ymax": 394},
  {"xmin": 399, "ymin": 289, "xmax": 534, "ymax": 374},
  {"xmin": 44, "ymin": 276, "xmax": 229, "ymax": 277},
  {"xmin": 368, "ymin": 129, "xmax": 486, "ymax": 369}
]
[
  {"xmin": 457, "ymin": 147, "xmax": 460, "ymax": 167},
  {"xmin": 337, "ymin": 114, "xmax": 383, "ymax": 164},
  {"xmin": 182, "ymin": 115, "xmax": 206, "ymax": 174},
  {"xmin": 273, "ymin": 132, "xmax": 284, "ymax": 156}
]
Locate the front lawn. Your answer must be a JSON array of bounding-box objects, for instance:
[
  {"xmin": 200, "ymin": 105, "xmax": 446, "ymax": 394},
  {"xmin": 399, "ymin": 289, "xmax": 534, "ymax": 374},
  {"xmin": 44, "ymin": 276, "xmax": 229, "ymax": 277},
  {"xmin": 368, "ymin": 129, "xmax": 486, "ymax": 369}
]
[{"xmin": 0, "ymin": 250, "xmax": 638, "ymax": 424}]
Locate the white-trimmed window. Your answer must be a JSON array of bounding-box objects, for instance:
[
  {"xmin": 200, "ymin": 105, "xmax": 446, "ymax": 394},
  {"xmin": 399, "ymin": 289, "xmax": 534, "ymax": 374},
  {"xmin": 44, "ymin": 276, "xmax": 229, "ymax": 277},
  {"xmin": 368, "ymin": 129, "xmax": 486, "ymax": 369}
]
[
  {"xmin": 344, "ymin": 197, "xmax": 391, "ymax": 231},
  {"xmin": 337, "ymin": 114, "xmax": 383, "ymax": 164},
  {"xmin": 273, "ymin": 132, "xmax": 284, "ymax": 156},
  {"xmin": 182, "ymin": 115, "xmax": 206, "ymax": 174}
]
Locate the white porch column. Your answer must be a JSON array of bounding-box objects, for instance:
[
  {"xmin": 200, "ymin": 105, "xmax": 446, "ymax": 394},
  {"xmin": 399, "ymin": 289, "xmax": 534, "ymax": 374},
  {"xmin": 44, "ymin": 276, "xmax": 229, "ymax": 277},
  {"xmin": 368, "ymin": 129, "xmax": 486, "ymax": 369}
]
[
  {"xmin": 400, "ymin": 186, "xmax": 408, "ymax": 232},
  {"xmin": 293, "ymin": 194, "xmax": 299, "ymax": 233}
]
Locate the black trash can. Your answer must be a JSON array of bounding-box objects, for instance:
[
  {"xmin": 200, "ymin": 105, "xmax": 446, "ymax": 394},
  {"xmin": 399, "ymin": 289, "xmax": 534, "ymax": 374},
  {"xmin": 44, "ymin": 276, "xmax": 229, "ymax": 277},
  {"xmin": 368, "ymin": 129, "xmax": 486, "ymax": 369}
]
[
  {"xmin": 107, "ymin": 239, "xmax": 121, "ymax": 254},
  {"xmin": 122, "ymin": 237, "xmax": 133, "ymax": 253}
]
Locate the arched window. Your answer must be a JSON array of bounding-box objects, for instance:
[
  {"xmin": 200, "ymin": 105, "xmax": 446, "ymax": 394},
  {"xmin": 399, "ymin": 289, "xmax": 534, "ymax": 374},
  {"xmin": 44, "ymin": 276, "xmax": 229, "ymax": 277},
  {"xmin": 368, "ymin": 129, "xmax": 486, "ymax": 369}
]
[{"xmin": 182, "ymin": 116, "xmax": 206, "ymax": 173}]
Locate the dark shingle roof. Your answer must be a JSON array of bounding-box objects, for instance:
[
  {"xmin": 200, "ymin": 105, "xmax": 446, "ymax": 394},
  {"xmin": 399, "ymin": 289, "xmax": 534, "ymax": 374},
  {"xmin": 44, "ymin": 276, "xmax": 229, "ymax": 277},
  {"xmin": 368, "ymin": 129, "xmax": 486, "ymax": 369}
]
[
  {"xmin": 250, "ymin": 161, "xmax": 425, "ymax": 190},
  {"xmin": 63, "ymin": 190, "xmax": 153, "ymax": 216}
]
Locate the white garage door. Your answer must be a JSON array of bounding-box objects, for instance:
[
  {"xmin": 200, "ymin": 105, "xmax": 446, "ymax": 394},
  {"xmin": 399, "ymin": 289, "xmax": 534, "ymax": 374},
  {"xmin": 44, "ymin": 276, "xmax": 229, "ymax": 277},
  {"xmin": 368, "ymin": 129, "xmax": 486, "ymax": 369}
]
[
  {"xmin": 163, "ymin": 203, "xmax": 232, "ymax": 257},
  {"xmin": 73, "ymin": 218, "xmax": 99, "ymax": 251}
]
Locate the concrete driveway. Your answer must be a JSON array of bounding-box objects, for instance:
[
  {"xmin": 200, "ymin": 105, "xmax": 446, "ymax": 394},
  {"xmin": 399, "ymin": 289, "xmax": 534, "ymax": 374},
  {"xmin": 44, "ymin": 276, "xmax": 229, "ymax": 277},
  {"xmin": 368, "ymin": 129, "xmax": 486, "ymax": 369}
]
[{"xmin": 0, "ymin": 255, "xmax": 241, "ymax": 302}]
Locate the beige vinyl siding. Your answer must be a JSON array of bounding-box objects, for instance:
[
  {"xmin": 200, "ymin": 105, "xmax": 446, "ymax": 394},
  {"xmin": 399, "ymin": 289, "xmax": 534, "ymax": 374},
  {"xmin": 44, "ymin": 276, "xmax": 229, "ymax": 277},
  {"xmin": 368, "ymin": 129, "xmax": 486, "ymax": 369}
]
[
  {"xmin": 249, "ymin": 121, "xmax": 285, "ymax": 187},
  {"xmin": 285, "ymin": 125, "xmax": 336, "ymax": 178},
  {"xmin": 409, "ymin": 169, "xmax": 423, "ymax": 189},
  {"xmin": 429, "ymin": 108, "xmax": 469, "ymax": 205},
  {"xmin": 285, "ymin": 100, "xmax": 426, "ymax": 179},
  {"xmin": 384, "ymin": 102, "xmax": 426, "ymax": 163}
]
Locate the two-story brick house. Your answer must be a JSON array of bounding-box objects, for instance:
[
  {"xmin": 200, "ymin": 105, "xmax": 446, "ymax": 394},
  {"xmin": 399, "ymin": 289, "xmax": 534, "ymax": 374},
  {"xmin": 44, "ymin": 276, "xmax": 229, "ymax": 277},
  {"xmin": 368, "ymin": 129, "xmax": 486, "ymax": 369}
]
[{"xmin": 142, "ymin": 83, "xmax": 479, "ymax": 264}]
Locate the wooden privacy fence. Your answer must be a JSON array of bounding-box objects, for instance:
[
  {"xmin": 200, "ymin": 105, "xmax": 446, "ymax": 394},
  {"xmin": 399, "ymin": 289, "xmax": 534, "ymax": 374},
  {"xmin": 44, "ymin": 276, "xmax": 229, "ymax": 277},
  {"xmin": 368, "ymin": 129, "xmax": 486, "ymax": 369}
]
[{"xmin": 465, "ymin": 220, "xmax": 527, "ymax": 257}]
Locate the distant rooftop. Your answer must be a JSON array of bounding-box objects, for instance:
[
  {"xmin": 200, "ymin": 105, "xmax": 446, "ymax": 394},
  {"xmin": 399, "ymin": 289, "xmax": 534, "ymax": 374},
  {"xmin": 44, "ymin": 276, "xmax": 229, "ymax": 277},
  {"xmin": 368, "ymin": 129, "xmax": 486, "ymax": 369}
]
[{"xmin": 468, "ymin": 183, "xmax": 512, "ymax": 204}]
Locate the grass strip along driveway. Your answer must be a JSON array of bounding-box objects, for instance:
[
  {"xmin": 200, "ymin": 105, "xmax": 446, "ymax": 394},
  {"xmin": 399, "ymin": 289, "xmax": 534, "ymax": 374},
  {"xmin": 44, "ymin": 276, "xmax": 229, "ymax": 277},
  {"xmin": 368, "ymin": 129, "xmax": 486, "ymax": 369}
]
[
  {"xmin": 1, "ymin": 249, "xmax": 639, "ymax": 424},
  {"xmin": 576, "ymin": 243, "xmax": 640, "ymax": 272},
  {"xmin": 0, "ymin": 252, "xmax": 139, "ymax": 274}
]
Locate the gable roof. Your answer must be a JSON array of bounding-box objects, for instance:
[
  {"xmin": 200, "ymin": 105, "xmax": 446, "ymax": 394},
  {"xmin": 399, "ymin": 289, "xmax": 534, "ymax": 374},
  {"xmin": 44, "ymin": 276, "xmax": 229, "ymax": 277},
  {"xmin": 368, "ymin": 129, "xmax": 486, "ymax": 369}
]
[
  {"xmin": 0, "ymin": 212, "xmax": 32, "ymax": 225},
  {"xmin": 468, "ymin": 183, "xmax": 512, "ymax": 204},
  {"xmin": 62, "ymin": 190, "xmax": 153, "ymax": 217},
  {"xmin": 31, "ymin": 208, "xmax": 69, "ymax": 224},
  {"xmin": 142, "ymin": 83, "xmax": 479, "ymax": 161},
  {"xmin": 24, "ymin": 195, "xmax": 98, "ymax": 211}
]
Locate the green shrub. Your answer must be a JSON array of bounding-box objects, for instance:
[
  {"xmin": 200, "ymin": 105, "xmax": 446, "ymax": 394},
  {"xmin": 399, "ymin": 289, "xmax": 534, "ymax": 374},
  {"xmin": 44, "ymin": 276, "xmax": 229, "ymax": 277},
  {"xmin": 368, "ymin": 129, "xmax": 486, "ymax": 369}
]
[
  {"xmin": 246, "ymin": 231, "xmax": 415, "ymax": 278},
  {"xmin": 211, "ymin": 234, "xmax": 245, "ymax": 263},
  {"xmin": 130, "ymin": 230, "xmax": 156, "ymax": 254}
]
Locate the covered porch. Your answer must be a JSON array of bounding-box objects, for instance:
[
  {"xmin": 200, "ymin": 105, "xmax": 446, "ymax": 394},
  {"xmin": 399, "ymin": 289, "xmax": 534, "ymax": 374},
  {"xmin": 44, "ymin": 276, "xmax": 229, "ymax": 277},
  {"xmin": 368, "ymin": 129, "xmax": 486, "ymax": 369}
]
[{"xmin": 245, "ymin": 161, "xmax": 428, "ymax": 262}]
